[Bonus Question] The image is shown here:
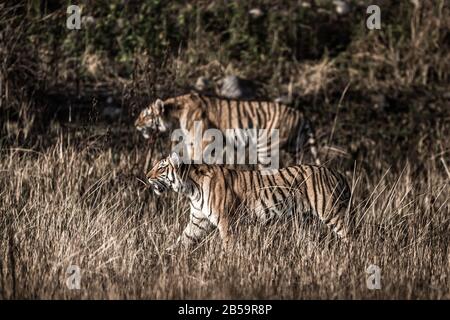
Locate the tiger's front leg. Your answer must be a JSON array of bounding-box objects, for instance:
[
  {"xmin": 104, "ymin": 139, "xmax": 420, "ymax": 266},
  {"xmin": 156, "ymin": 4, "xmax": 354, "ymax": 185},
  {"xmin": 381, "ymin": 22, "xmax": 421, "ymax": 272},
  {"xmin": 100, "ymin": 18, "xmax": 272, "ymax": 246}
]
[
  {"xmin": 167, "ymin": 209, "xmax": 214, "ymax": 251},
  {"xmin": 210, "ymin": 191, "xmax": 239, "ymax": 250}
]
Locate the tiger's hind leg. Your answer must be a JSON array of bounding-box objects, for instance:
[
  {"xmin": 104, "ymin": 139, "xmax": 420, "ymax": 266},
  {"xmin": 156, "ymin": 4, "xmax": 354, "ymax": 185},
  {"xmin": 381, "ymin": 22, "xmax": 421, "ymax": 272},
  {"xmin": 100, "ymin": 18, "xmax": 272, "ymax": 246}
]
[
  {"xmin": 323, "ymin": 215, "xmax": 349, "ymax": 241},
  {"xmin": 320, "ymin": 202, "xmax": 352, "ymax": 242}
]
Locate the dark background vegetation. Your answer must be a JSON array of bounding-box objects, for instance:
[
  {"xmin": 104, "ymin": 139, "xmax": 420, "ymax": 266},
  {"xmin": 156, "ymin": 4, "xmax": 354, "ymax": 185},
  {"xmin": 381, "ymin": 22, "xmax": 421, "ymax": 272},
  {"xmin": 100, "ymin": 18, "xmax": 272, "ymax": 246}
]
[
  {"xmin": 1, "ymin": 1, "xmax": 449, "ymax": 167},
  {"xmin": 0, "ymin": 0, "xmax": 449, "ymax": 299}
]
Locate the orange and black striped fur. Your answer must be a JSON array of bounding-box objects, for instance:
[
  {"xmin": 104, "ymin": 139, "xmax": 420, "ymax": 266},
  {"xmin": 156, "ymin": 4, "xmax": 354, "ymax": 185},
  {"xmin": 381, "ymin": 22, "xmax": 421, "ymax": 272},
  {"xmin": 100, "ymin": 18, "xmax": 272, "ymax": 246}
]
[
  {"xmin": 147, "ymin": 153, "xmax": 351, "ymax": 250},
  {"xmin": 135, "ymin": 92, "xmax": 320, "ymax": 165}
]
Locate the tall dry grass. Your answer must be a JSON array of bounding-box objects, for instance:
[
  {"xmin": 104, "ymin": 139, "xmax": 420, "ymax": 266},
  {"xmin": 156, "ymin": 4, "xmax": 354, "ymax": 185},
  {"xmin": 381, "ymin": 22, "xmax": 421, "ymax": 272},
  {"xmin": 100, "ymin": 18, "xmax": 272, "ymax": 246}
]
[
  {"xmin": 0, "ymin": 125, "xmax": 448, "ymax": 299},
  {"xmin": 0, "ymin": 1, "xmax": 449, "ymax": 300}
]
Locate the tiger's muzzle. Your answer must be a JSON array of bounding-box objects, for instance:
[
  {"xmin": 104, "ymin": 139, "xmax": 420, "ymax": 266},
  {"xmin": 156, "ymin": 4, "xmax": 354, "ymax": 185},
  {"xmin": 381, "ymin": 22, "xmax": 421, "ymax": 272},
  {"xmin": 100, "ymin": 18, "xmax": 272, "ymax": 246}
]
[
  {"xmin": 136, "ymin": 126, "xmax": 153, "ymax": 140},
  {"xmin": 148, "ymin": 179, "xmax": 168, "ymax": 195},
  {"xmin": 136, "ymin": 125, "xmax": 166, "ymax": 143}
]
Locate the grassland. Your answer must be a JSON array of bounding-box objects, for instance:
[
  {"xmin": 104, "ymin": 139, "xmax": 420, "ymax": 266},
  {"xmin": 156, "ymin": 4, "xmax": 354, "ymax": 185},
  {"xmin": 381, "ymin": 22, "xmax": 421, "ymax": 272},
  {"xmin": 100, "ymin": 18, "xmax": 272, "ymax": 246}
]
[{"xmin": 0, "ymin": 1, "xmax": 449, "ymax": 299}]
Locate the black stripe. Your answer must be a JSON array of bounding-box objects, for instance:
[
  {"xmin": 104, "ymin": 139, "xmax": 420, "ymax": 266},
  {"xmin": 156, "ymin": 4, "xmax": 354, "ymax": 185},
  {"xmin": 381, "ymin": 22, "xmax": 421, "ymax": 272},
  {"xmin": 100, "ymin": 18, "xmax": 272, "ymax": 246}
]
[
  {"xmin": 310, "ymin": 167, "xmax": 320, "ymax": 215},
  {"xmin": 299, "ymin": 167, "xmax": 312, "ymax": 210},
  {"xmin": 257, "ymin": 101, "xmax": 265, "ymax": 126},
  {"xmin": 282, "ymin": 167, "xmax": 295, "ymax": 182},
  {"xmin": 192, "ymin": 215, "xmax": 209, "ymax": 224},
  {"xmin": 192, "ymin": 212, "xmax": 203, "ymax": 220},
  {"xmin": 240, "ymin": 102, "xmax": 249, "ymax": 128},
  {"xmin": 192, "ymin": 221, "xmax": 208, "ymax": 232},
  {"xmin": 198, "ymin": 93, "xmax": 209, "ymax": 107},
  {"xmin": 192, "ymin": 178, "xmax": 205, "ymax": 210},
  {"xmin": 259, "ymin": 175, "xmax": 272, "ymax": 207},
  {"xmin": 271, "ymin": 185, "xmax": 285, "ymax": 212},
  {"xmin": 316, "ymin": 168, "xmax": 326, "ymax": 214},
  {"xmin": 207, "ymin": 170, "xmax": 218, "ymax": 217},
  {"xmin": 278, "ymin": 170, "xmax": 293, "ymax": 188},
  {"xmin": 286, "ymin": 166, "xmax": 300, "ymax": 187},
  {"xmin": 213, "ymin": 97, "xmax": 220, "ymax": 119},
  {"xmin": 319, "ymin": 167, "xmax": 329, "ymax": 212},
  {"xmin": 252, "ymin": 171, "xmax": 261, "ymax": 196},
  {"xmin": 242, "ymin": 171, "xmax": 250, "ymax": 192},
  {"xmin": 265, "ymin": 102, "xmax": 276, "ymax": 131},
  {"xmin": 236, "ymin": 100, "xmax": 243, "ymax": 128},
  {"xmin": 226, "ymin": 99, "xmax": 232, "ymax": 128},
  {"xmin": 216, "ymin": 211, "xmax": 221, "ymax": 226},
  {"xmin": 248, "ymin": 102, "xmax": 256, "ymax": 128},
  {"xmin": 322, "ymin": 167, "xmax": 333, "ymax": 194},
  {"xmin": 184, "ymin": 233, "xmax": 197, "ymax": 242}
]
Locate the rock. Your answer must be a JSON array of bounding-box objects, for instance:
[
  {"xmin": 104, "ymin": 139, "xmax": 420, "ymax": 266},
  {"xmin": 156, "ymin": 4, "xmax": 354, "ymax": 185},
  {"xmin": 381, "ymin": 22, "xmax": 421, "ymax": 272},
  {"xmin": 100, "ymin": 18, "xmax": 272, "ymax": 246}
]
[
  {"xmin": 333, "ymin": 1, "xmax": 351, "ymax": 15},
  {"xmin": 194, "ymin": 76, "xmax": 215, "ymax": 92},
  {"xmin": 249, "ymin": 8, "xmax": 264, "ymax": 18},
  {"xmin": 217, "ymin": 75, "xmax": 256, "ymax": 100},
  {"xmin": 300, "ymin": 1, "xmax": 312, "ymax": 8}
]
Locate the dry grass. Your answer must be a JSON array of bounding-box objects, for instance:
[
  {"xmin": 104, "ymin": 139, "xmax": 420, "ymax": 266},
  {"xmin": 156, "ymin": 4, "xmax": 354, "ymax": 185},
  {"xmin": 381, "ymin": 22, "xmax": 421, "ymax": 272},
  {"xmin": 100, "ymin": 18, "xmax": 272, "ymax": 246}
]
[
  {"xmin": 1, "ymin": 1, "xmax": 449, "ymax": 300},
  {"xmin": 0, "ymin": 125, "xmax": 448, "ymax": 299}
]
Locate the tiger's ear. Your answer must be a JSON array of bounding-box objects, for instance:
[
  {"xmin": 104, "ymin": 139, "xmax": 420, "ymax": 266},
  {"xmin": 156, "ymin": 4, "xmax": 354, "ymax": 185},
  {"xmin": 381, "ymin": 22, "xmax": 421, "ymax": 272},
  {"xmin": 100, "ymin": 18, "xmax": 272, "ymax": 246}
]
[
  {"xmin": 154, "ymin": 99, "xmax": 164, "ymax": 113},
  {"xmin": 169, "ymin": 152, "xmax": 181, "ymax": 168}
]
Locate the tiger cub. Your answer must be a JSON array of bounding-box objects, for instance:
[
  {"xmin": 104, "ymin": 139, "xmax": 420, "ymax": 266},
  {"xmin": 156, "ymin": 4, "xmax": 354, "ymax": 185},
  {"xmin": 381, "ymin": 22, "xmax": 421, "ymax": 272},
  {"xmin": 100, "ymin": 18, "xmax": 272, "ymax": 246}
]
[
  {"xmin": 147, "ymin": 153, "xmax": 352, "ymax": 250},
  {"xmin": 135, "ymin": 92, "xmax": 320, "ymax": 165}
]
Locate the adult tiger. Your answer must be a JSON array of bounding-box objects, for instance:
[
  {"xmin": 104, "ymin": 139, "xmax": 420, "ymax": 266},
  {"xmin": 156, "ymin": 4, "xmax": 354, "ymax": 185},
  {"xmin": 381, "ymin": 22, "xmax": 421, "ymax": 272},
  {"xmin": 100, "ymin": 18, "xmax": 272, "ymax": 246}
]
[
  {"xmin": 147, "ymin": 153, "xmax": 352, "ymax": 250},
  {"xmin": 135, "ymin": 92, "xmax": 320, "ymax": 166}
]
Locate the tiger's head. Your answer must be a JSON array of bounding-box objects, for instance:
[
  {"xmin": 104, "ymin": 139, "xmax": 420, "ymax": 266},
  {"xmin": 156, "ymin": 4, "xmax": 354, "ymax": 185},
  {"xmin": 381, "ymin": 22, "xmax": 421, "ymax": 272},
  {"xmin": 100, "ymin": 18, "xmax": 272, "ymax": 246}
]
[
  {"xmin": 147, "ymin": 153, "xmax": 185, "ymax": 195},
  {"xmin": 135, "ymin": 98, "xmax": 172, "ymax": 140}
]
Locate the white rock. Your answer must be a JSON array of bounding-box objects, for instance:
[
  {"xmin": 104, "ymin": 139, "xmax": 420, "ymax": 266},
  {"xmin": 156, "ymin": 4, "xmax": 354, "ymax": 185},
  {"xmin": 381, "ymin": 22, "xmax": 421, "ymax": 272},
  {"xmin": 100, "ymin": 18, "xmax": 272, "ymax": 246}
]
[
  {"xmin": 333, "ymin": 0, "xmax": 350, "ymax": 15},
  {"xmin": 300, "ymin": 1, "xmax": 311, "ymax": 8},
  {"xmin": 218, "ymin": 75, "xmax": 256, "ymax": 100},
  {"xmin": 195, "ymin": 76, "xmax": 214, "ymax": 92},
  {"xmin": 249, "ymin": 8, "xmax": 263, "ymax": 18}
]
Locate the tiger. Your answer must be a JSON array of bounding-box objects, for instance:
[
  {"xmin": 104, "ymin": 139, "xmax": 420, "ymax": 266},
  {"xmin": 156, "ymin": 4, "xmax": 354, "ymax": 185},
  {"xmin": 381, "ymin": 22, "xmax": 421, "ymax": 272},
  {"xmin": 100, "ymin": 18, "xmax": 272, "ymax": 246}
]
[
  {"xmin": 147, "ymin": 153, "xmax": 352, "ymax": 250},
  {"xmin": 135, "ymin": 92, "xmax": 320, "ymax": 166}
]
